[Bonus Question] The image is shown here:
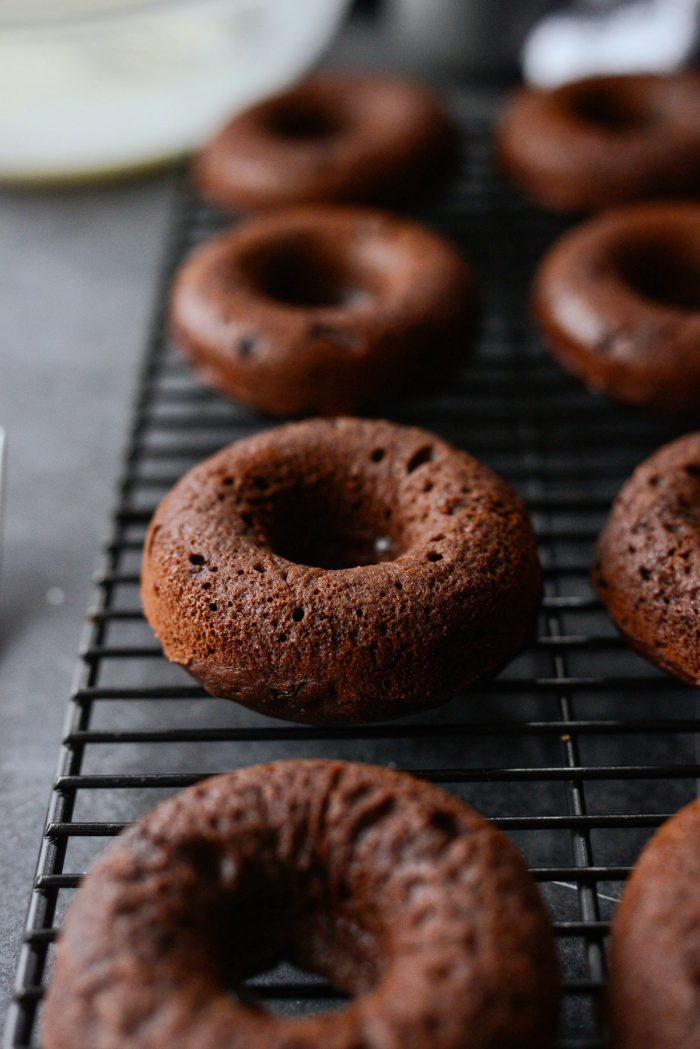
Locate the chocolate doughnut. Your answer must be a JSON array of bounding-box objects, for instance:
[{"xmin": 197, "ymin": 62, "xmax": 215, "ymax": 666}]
[
  {"xmin": 141, "ymin": 418, "xmax": 542, "ymax": 724},
  {"xmin": 533, "ymin": 202, "xmax": 700, "ymax": 415},
  {"xmin": 496, "ymin": 72, "xmax": 700, "ymax": 214},
  {"xmin": 194, "ymin": 73, "xmax": 458, "ymax": 212},
  {"xmin": 43, "ymin": 760, "xmax": 561, "ymax": 1049},
  {"xmin": 609, "ymin": 797, "xmax": 700, "ymax": 1049},
  {"xmin": 169, "ymin": 206, "xmax": 478, "ymax": 417},
  {"xmin": 594, "ymin": 432, "xmax": 700, "ymax": 683}
]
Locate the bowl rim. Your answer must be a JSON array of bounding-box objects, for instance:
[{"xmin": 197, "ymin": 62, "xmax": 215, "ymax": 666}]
[{"xmin": 0, "ymin": 0, "xmax": 235, "ymax": 32}]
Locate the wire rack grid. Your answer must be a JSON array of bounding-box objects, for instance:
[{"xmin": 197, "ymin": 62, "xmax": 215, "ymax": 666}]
[{"xmin": 5, "ymin": 104, "xmax": 699, "ymax": 1049}]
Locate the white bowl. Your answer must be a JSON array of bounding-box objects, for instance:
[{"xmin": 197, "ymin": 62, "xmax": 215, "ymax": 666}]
[{"xmin": 0, "ymin": 0, "xmax": 351, "ymax": 183}]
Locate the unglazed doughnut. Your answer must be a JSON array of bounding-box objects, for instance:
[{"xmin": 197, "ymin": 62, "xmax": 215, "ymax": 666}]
[
  {"xmin": 533, "ymin": 202, "xmax": 700, "ymax": 415},
  {"xmin": 594, "ymin": 432, "xmax": 700, "ymax": 683},
  {"xmin": 141, "ymin": 418, "xmax": 542, "ymax": 724},
  {"xmin": 609, "ymin": 797, "xmax": 700, "ymax": 1049},
  {"xmin": 194, "ymin": 73, "xmax": 458, "ymax": 212},
  {"xmin": 497, "ymin": 72, "xmax": 700, "ymax": 214},
  {"xmin": 43, "ymin": 760, "xmax": 561, "ymax": 1049},
  {"xmin": 169, "ymin": 205, "xmax": 478, "ymax": 417}
]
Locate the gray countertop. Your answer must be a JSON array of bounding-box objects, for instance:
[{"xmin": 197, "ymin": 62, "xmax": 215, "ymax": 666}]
[{"xmin": 0, "ymin": 175, "xmax": 177, "ymax": 1013}]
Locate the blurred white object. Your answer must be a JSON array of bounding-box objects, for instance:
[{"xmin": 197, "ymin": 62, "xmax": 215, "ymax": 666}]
[
  {"xmin": 0, "ymin": 0, "xmax": 350, "ymax": 183},
  {"xmin": 523, "ymin": 0, "xmax": 700, "ymax": 87},
  {"xmin": 387, "ymin": 0, "xmax": 557, "ymax": 78}
]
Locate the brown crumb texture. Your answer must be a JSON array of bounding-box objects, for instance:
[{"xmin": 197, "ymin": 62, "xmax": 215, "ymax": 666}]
[
  {"xmin": 594, "ymin": 430, "xmax": 700, "ymax": 682},
  {"xmin": 43, "ymin": 760, "xmax": 560, "ymax": 1049},
  {"xmin": 141, "ymin": 417, "xmax": 542, "ymax": 724},
  {"xmin": 193, "ymin": 73, "xmax": 459, "ymax": 213},
  {"xmin": 169, "ymin": 205, "xmax": 478, "ymax": 417},
  {"xmin": 610, "ymin": 797, "xmax": 700, "ymax": 1049},
  {"xmin": 496, "ymin": 71, "xmax": 700, "ymax": 214},
  {"xmin": 533, "ymin": 202, "xmax": 700, "ymax": 415}
]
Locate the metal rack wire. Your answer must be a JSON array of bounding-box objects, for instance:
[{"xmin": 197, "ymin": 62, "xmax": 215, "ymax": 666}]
[{"xmin": 5, "ymin": 105, "xmax": 699, "ymax": 1049}]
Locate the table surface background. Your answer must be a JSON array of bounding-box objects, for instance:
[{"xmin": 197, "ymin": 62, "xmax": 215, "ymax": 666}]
[{"xmin": 0, "ymin": 174, "xmax": 177, "ymax": 1012}]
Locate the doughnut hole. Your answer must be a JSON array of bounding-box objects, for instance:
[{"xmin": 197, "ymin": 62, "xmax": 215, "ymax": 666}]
[
  {"xmin": 616, "ymin": 236, "xmax": 700, "ymax": 311},
  {"xmin": 262, "ymin": 99, "xmax": 345, "ymax": 141},
  {"xmin": 178, "ymin": 843, "xmax": 385, "ymax": 1015},
  {"xmin": 255, "ymin": 476, "xmax": 405, "ymax": 570},
  {"xmin": 243, "ymin": 232, "xmax": 379, "ymax": 311},
  {"xmin": 568, "ymin": 82, "xmax": 655, "ymax": 133}
]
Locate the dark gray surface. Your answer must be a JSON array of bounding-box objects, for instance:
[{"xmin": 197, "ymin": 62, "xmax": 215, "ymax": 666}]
[{"xmin": 0, "ymin": 175, "xmax": 176, "ymax": 1014}]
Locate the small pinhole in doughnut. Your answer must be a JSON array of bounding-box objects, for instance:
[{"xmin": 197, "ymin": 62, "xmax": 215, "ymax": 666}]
[
  {"xmin": 253, "ymin": 563, "xmax": 266, "ymax": 574},
  {"xmin": 429, "ymin": 810, "xmax": 459, "ymax": 838},
  {"xmin": 277, "ymin": 633, "xmax": 288, "ymax": 643},
  {"xmin": 407, "ymin": 445, "xmax": 435, "ymax": 473},
  {"xmin": 189, "ymin": 553, "xmax": 206, "ymax": 566},
  {"xmin": 370, "ymin": 448, "xmax": 385, "ymax": 463},
  {"xmin": 209, "ymin": 602, "xmax": 218, "ymax": 612},
  {"xmin": 211, "ymin": 566, "xmax": 218, "ymax": 572},
  {"xmin": 639, "ymin": 566, "xmax": 652, "ymax": 580},
  {"xmin": 202, "ymin": 582, "xmax": 212, "ymax": 591},
  {"xmin": 238, "ymin": 334, "xmax": 257, "ymax": 359},
  {"xmin": 222, "ymin": 476, "xmax": 234, "ymax": 486},
  {"xmin": 427, "ymin": 551, "xmax": 443, "ymax": 562},
  {"xmin": 423, "ymin": 480, "xmax": 434, "ymax": 493},
  {"xmin": 393, "ymin": 580, "xmax": 403, "ymax": 591},
  {"xmin": 292, "ymin": 607, "xmax": 305, "ymax": 622}
]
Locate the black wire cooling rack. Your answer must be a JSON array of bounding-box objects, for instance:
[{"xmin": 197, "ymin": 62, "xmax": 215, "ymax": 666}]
[{"xmin": 6, "ymin": 104, "xmax": 700, "ymax": 1049}]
